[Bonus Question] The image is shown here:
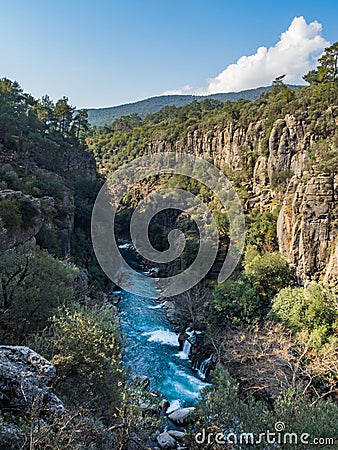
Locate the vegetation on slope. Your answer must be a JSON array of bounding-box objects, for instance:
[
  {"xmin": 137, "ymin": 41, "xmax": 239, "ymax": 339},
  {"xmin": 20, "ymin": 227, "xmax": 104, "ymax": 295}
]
[
  {"xmin": 0, "ymin": 79, "xmax": 161, "ymax": 449},
  {"xmin": 0, "ymin": 41, "xmax": 337, "ymax": 449},
  {"xmin": 87, "ymin": 86, "xmax": 300, "ymax": 126}
]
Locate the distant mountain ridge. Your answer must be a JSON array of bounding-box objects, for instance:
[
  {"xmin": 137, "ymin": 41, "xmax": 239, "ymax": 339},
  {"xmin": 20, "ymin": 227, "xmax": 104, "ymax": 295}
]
[{"xmin": 87, "ymin": 85, "xmax": 300, "ymax": 126}]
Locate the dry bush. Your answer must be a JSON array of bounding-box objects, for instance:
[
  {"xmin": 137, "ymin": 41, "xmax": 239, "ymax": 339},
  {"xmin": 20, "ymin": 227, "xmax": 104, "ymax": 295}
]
[{"xmin": 208, "ymin": 321, "xmax": 337, "ymax": 401}]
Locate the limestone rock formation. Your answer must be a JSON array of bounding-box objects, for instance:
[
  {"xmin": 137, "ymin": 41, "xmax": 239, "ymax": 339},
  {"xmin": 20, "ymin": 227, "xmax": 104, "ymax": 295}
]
[
  {"xmin": 278, "ymin": 175, "xmax": 337, "ymax": 283},
  {"xmin": 59, "ymin": 147, "xmax": 97, "ymax": 184},
  {"xmin": 168, "ymin": 407, "xmax": 195, "ymax": 425},
  {"xmin": 157, "ymin": 432, "xmax": 177, "ymax": 449},
  {"xmin": 0, "ymin": 346, "xmax": 64, "ymax": 415},
  {"xmin": 145, "ymin": 114, "xmax": 337, "ymax": 283}
]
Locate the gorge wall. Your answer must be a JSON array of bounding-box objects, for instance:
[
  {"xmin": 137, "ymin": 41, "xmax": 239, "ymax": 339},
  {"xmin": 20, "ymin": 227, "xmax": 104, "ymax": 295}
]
[
  {"xmin": 0, "ymin": 147, "xmax": 96, "ymax": 256},
  {"xmin": 145, "ymin": 113, "xmax": 338, "ymax": 284}
]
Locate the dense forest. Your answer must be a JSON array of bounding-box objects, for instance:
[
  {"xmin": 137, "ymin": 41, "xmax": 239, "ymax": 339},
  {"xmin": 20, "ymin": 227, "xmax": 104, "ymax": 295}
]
[
  {"xmin": 0, "ymin": 42, "xmax": 338, "ymax": 449},
  {"xmin": 86, "ymin": 86, "xmax": 299, "ymax": 127}
]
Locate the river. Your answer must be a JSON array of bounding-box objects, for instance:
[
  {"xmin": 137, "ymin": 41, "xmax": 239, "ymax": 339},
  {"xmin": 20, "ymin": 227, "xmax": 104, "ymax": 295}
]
[{"xmin": 116, "ymin": 245, "xmax": 208, "ymax": 409}]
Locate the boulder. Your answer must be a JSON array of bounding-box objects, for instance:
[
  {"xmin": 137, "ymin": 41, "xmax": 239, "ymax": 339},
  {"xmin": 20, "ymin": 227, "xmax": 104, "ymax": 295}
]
[
  {"xmin": 168, "ymin": 430, "xmax": 185, "ymax": 441},
  {"xmin": 168, "ymin": 407, "xmax": 195, "ymax": 425},
  {"xmin": 157, "ymin": 432, "xmax": 177, "ymax": 449},
  {"xmin": 0, "ymin": 346, "xmax": 64, "ymax": 414}
]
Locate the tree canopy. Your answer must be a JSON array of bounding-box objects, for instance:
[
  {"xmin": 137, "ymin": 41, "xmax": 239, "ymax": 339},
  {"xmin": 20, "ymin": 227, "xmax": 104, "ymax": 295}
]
[{"xmin": 304, "ymin": 42, "xmax": 338, "ymax": 84}]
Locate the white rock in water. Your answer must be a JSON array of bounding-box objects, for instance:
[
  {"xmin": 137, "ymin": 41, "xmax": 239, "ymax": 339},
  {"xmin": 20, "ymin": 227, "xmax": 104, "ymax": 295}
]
[
  {"xmin": 168, "ymin": 407, "xmax": 195, "ymax": 424},
  {"xmin": 157, "ymin": 432, "xmax": 177, "ymax": 449}
]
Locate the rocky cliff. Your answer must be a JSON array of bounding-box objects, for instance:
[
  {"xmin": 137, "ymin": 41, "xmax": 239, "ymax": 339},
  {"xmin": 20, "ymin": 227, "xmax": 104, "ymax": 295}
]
[
  {"xmin": 278, "ymin": 175, "xmax": 337, "ymax": 284},
  {"xmin": 145, "ymin": 113, "xmax": 338, "ymax": 283},
  {"xmin": 0, "ymin": 146, "xmax": 96, "ymax": 257},
  {"xmin": 0, "ymin": 346, "xmax": 64, "ymax": 447}
]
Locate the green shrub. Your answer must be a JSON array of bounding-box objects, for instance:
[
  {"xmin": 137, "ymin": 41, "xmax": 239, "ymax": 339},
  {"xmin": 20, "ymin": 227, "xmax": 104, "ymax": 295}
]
[
  {"xmin": 0, "ymin": 199, "xmax": 22, "ymax": 228},
  {"xmin": 17, "ymin": 196, "xmax": 39, "ymax": 228},
  {"xmin": 36, "ymin": 302, "xmax": 124, "ymax": 417},
  {"xmin": 0, "ymin": 245, "xmax": 77, "ymax": 343},
  {"xmin": 36, "ymin": 223, "xmax": 61, "ymax": 257},
  {"xmin": 23, "ymin": 177, "xmax": 64, "ymax": 201},
  {"xmin": 0, "ymin": 197, "xmax": 39, "ymax": 230},
  {"xmin": 211, "ymin": 279, "xmax": 261, "ymax": 327},
  {"xmin": 270, "ymin": 283, "xmax": 338, "ymax": 348},
  {"xmin": 246, "ymin": 211, "xmax": 278, "ymax": 253},
  {"xmin": 0, "ymin": 163, "xmax": 21, "ymax": 190},
  {"xmin": 245, "ymin": 252, "xmax": 292, "ymax": 304},
  {"xmin": 189, "ymin": 365, "xmax": 338, "ymax": 450}
]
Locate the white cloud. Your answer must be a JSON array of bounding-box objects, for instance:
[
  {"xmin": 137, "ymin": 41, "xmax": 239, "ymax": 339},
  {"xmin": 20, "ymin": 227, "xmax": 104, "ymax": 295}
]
[
  {"xmin": 164, "ymin": 17, "xmax": 329, "ymax": 95},
  {"xmin": 162, "ymin": 84, "xmax": 193, "ymax": 95}
]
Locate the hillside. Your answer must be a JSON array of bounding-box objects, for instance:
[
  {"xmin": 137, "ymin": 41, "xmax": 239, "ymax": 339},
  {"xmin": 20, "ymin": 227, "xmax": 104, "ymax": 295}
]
[
  {"xmin": 87, "ymin": 79, "xmax": 338, "ymax": 285},
  {"xmin": 87, "ymin": 85, "xmax": 299, "ymax": 126},
  {"xmin": 1, "ymin": 42, "xmax": 338, "ymax": 449}
]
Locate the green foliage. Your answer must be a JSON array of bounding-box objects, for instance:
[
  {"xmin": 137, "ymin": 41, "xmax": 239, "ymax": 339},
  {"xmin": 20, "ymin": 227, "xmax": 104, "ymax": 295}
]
[
  {"xmin": 310, "ymin": 131, "xmax": 338, "ymax": 175},
  {"xmin": 246, "ymin": 210, "xmax": 278, "ymax": 253},
  {"xmin": 111, "ymin": 378, "xmax": 164, "ymax": 447},
  {"xmin": 0, "ymin": 78, "xmax": 90, "ymax": 174},
  {"xmin": 189, "ymin": 365, "xmax": 338, "ymax": 449},
  {"xmin": 88, "ymin": 75, "xmax": 337, "ymax": 179},
  {"xmin": 16, "ymin": 196, "xmax": 39, "ymax": 228},
  {"xmin": 270, "ymin": 283, "xmax": 338, "ymax": 348},
  {"xmin": 71, "ymin": 179, "xmax": 106, "ymax": 286},
  {"xmin": 270, "ymin": 169, "xmax": 294, "ymax": 190},
  {"xmin": 304, "ymin": 42, "xmax": 338, "ymax": 84},
  {"xmin": 87, "ymin": 87, "xmax": 275, "ymax": 127},
  {"xmin": 0, "ymin": 163, "xmax": 21, "ymax": 189},
  {"xmin": 272, "ymin": 74, "xmax": 287, "ymax": 91},
  {"xmin": 54, "ymin": 96, "xmax": 75, "ymax": 137},
  {"xmin": 72, "ymin": 108, "xmax": 90, "ymax": 141},
  {"xmin": 242, "ymin": 244, "xmax": 260, "ymax": 268},
  {"xmin": 211, "ymin": 279, "xmax": 261, "ymax": 327},
  {"xmin": 23, "ymin": 176, "xmax": 65, "ymax": 201},
  {"xmin": 36, "ymin": 223, "xmax": 62, "ymax": 257},
  {"xmin": 213, "ymin": 210, "xmax": 229, "ymax": 237},
  {"xmin": 245, "ymin": 252, "xmax": 292, "ymax": 304},
  {"xmin": 0, "ymin": 196, "xmax": 39, "ymax": 230},
  {"xmin": 36, "ymin": 302, "xmax": 124, "ymax": 417},
  {"xmin": 87, "ymin": 86, "xmax": 300, "ymax": 174},
  {"xmin": 193, "ymin": 365, "xmax": 243, "ymax": 430},
  {"xmin": 0, "ymin": 198, "xmax": 22, "ymax": 228},
  {"xmin": 0, "ymin": 245, "xmax": 77, "ymax": 343}
]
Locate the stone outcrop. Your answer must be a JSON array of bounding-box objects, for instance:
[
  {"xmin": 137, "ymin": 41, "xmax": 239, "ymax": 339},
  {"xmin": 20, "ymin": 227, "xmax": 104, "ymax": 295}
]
[
  {"xmin": 168, "ymin": 407, "xmax": 195, "ymax": 425},
  {"xmin": 59, "ymin": 147, "xmax": 97, "ymax": 184},
  {"xmin": 157, "ymin": 432, "xmax": 177, "ymax": 449},
  {"xmin": 146, "ymin": 114, "xmax": 311, "ymax": 192},
  {"xmin": 0, "ymin": 184, "xmax": 74, "ymax": 257},
  {"xmin": 0, "ymin": 346, "xmax": 64, "ymax": 415},
  {"xmin": 145, "ymin": 114, "xmax": 337, "ymax": 283},
  {"xmin": 0, "ymin": 144, "xmax": 96, "ymax": 257},
  {"xmin": 323, "ymin": 240, "xmax": 338, "ymax": 283},
  {"xmin": 167, "ymin": 430, "xmax": 185, "ymax": 441},
  {"xmin": 0, "ymin": 189, "xmax": 47, "ymax": 252},
  {"xmin": 278, "ymin": 174, "xmax": 337, "ymax": 283}
]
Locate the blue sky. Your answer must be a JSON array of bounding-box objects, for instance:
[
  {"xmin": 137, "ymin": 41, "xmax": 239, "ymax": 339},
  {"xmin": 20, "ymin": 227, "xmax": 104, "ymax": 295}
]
[{"xmin": 0, "ymin": 0, "xmax": 337, "ymax": 108}]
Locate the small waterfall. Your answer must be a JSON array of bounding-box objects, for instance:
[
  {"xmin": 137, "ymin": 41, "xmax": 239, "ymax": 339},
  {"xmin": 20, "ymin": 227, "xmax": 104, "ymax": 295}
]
[
  {"xmin": 197, "ymin": 355, "xmax": 212, "ymax": 380},
  {"xmin": 182, "ymin": 339, "xmax": 192, "ymax": 357}
]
